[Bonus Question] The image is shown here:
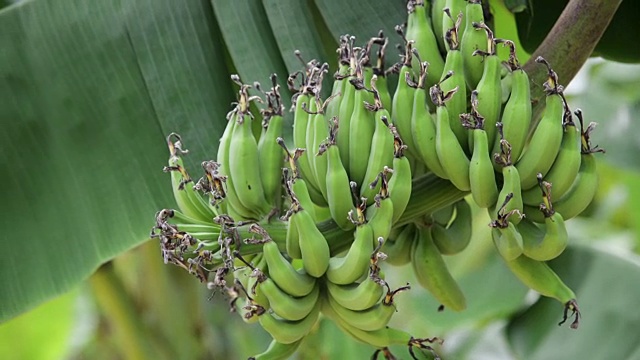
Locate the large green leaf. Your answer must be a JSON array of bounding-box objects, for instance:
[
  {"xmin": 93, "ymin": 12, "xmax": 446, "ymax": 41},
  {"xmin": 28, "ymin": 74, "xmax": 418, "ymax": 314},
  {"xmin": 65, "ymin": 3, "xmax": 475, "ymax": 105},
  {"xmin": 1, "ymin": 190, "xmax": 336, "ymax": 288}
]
[
  {"xmin": 0, "ymin": 0, "xmax": 230, "ymax": 321},
  {"xmin": 507, "ymin": 245, "xmax": 640, "ymax": 359}
]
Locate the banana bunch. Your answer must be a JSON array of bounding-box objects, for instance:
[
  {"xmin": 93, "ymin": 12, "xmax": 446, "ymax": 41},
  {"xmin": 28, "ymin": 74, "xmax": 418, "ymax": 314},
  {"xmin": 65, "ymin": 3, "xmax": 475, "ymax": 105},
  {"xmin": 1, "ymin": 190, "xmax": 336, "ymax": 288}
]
[{"xmin": 150, "ymin": 0, "xmax": 608, "ymax": 358}]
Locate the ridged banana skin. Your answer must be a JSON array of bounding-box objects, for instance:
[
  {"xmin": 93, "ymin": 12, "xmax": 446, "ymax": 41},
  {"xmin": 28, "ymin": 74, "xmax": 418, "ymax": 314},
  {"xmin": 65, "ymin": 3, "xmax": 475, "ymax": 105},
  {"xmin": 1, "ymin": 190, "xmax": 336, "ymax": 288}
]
[
  {"xmin": 520, "ymin": 214, "xmax": 568, "ymax": 261},
  {"xmin": 262, "ymin": 240, "xmax": 316, "ymax": 297},
  {"xmin": 443, "ymin": 0, "xmax": 468, "ymax": 48},
  {"xmin": 412, "ymin": 86, "xmax": 448, "ymax": 179},
  {"xmin": 441, "ymin": 50, "xmax": 468, "ymax": 153},
  {"xmin": 326, "ymin": 223, "xmax": 374, "ymax": 285},
  {"xmin": 259, "ymin": 279, "xmax": 320, "ymax": 321},
  {"xmin": 407, "ymin": 1, "xmax": 445, "ymax": 88},
  {"xmin": 431, "ymin": 0, "xmax": 446, "ymax": 50},
  {"xmin": 460, "ymin": 0, "xmax": 486, "ymax": 89},
  {"xmin": 494, "ymin": 68, "xmax": 532, "ymax": 163},
  {"xmin": 326, "ymin": 293, "xmax": 395, "ymax": 332},
  {"xmin": 412, "ymin": 225, "xmax": 467, "ymax": 311},
  {"xmin": 291, "ymin": 178, "xmax": 317, "ymax": 222},
  {"xmin": 392, "ymin": 65, "xmax": 418, "ymax": 159},
  {"xmin": 325, "ymin": 276, "xmax": 385, "ymax": 311},
  {"xmin": 257, "ymin": 114, "xmax": 284, "ymax": 209},
  {"xmin": 325, "ymin": 144, "xmax": 356, "ymax": 231},
  {"xmin": 348, "ymin": 87, "xmax": 376, "ymax": 187},
  {"xmin": 293, "ymin": 94, "xmax": 324, "ymax": 203},
  {"xmin": 293, "ymin": 208, "xmax": 330, "ymax": 277},
  {"xmin": 494, "ymin": 166, "xmax": 523, "ymax": 225},
  {"xmin": 167, "ymin": 156, "xmax": 215, "ymax": 223},
  {"xmin": 522, "ymin": 123, "xmax": 581, "ymax": 205},
  {"xmin": 431, "ymin": 199, "xmax": 473, "ymax": 255},
  {"xmin": 473, "ymin": 54, "xmax": 503, "ymax": 147},
  {"xmin": 515, "ymin": 93, "xmax": 565, "ymax": 190},
  {"xmin": 436, "ymin": 104, "xmax": 471, "ymax": 191},
  {"xmin": 337, "ymin": 78, "xmax": 356, "ymax": 171},
  {"xmin": 365, "ymin": 196, "xmax": 394, "ymax": 244},
  {"xmin": 325, "ymin": 64, "xmax": 349, "ymax": 121},
  {"xmin": 310, "ymin": 111, "xmax": 331, "ymax": 200},
  {"xmin": 361, "ymin": 111, "xmax": 394, "ymax": 201},
  {"xmin": 469, "ymin": 129, "xmax": 499, "ymax": 208},
  {"xmin": 320, "ymin": 298, "xmax": 414, "ymax": 348},
  {"xmin": 503, "ymin": 254, "xmax": 576, "ymax": 305},
  {"xmin": 491, "ymin": 223, "xmax": 524, "ymax": 261},
  {"xmin": 382, "ymin": 224, "xmax": 416, "ymax": 266},
  {"xmin": 388, "ymin": 156, "xmax": 413, "ymax": 224},
  {"xmin": 249, "ymin": 338, "xmax": 303, "ymax": 360},
  {"xmin": 376, "ymin": 75, "xmax": 393, "ymax": 113},
  {"xmin": 228, "ymin": 117, "xmax": 270, "ymax": 217},
  {"xmin": 259, "ymin": 299, "xmax": 321, "ymax": 345},
  {"xmin": 285, "ymin": 213, "xmax": 302, "ymax": 259}
]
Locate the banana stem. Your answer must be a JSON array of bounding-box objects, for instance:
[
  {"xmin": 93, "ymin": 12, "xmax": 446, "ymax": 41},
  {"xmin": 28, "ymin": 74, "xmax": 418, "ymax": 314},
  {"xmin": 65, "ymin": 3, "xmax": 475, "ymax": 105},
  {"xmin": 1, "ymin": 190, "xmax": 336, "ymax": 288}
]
[
  {"xmin": 523, "ymin": 0, "xmax": 622, "ymax": 120},
  {"xmin": 90, "ymin": 263, "xmax": 164, "ymax": 360}
]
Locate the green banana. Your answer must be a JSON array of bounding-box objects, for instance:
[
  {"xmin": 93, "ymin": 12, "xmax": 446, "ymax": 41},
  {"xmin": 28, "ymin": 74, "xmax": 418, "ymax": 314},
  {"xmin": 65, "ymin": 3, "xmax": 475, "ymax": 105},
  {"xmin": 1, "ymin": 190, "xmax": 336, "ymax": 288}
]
[
  {"xmin": 431, "ymin": 199, "xmax": 473, "ymax": 255},
  {"xmin": 257, "ymin": 76, "xmax": 285, "ymax": 211},
  {"xmin": 522, "ymin": 112, "xmax": 581, "ymax": 205},
  {"xmin": 285, "ymin": 208, "xmax": 302, "ymax": 259},
  {"xmin": 327, "ymin": 284, "xmax": 408, "ymax": 332},
  {"xmin": 387, "ymin": 125, "xmax": 413, "ymax": 224},
  {"xmin": 411, "ymin": 60, "xmax": 449, "ymax": 179},
  {"xmin": 290, "ymin": 199, "xmax": 330, "ymax": 278},
  {"xmin": 493, "ymin": 124, "xmax": 524, "ymax": 225},
  {"xmin": 227, "ymin": 84, "xmax": 270, "ymax": 218},
  {"xmin": 503, "ymin": 254, "xmax": 581, "ymax": 328},
  {"xmin": 325, "ymin": 271, "xmax": 385, "ymax": 311},
  {"xmin": 489, "ymin": 193, "xmax": 525, "ymax": 261},
  {"xmin": 463, "ymin": 101, "xmax": 498, "ymax": 208},
  {"xmin": 258, "ymin": 278, "xmax": 320, "ymax": 321},
  {"xmin": 325, "ymin": 36, "xmax": 351, "ymax": 121},
  {"xmin": 320, "ymin": 118, "xmax": 356, "ymax": 231},
  {"xmin": 443, "ymin": 0, "xmax": 467, "ymax": 50},
  {"xmin": 337, "ymin": 36, "xmax": 357, "ymax": 171},
  {"xmin": 519, "ymin": 214, "xmax": 568, "ymax": 262},
  {"xmin": 492, "ymin": 40, "xmax": 531, "ymax": 163},
  {"xmin": 515, "ymin": 57, "xmax": 565, "ymax": 190},
  {"xmin": 245, "ymin": 256, "xmax": 270, "ymax": 310},
  {"xmin": 373, "ymin": 36, "xmax": 392, "ymax": 112},
  {"xmin": 460, "ymin": 0, "xmax": 487, "ymax": 89},
  {"xmin": 258, "ymin": 298, "xmax": 321, "ymax": 344},
  {"xmin": 411, "ymin": 223, "xmax": 466, "ymax": 311},
  {"xmin": 164, "ymin": 134, "xmax": 217, "ymax": 222},
  {"xmin": 365, "ymin": 171, "xmax": 395, "ymax": 243},
  {"xmin": 433, "ymin": 79, "xmax": 471, "ymax": 191},
  {"xmin": 262, "ymin": 238, "xmax": 316, "ymax": 297},
  {"xmin": 431, "ymin": 0, "xmax": 446, "ymax": 50},
  {"xmin": 249, "ymin": 338, "xmax": 303, "ymax": 360},
  {"xmin": 441, "ymin": 9, "xmax": 468, "ymax": 152},
  {"xmin": 360, "ymin": 77, "xmax": 395, "ymax": 202},
  {"xmin": 391, "ymin": 31, "xmax": 419, "ymax": 160},
  {"xmin": 406, "ymin": 0, "xmax": 445, "ymax": 88},
  {"xmin": 326, "ymin": 216, "xmax": 374, "ymax": 285},
  {"xmin": 381, "ymin": 224, "xmax": 416, "ymax": 266},
  {"xmin": 470, "ymin": 22, "xmax": 503, "ymax": 147},
  {"xmin": 348, "ymin": 58, "xmax": 376, "ymax": 187}
]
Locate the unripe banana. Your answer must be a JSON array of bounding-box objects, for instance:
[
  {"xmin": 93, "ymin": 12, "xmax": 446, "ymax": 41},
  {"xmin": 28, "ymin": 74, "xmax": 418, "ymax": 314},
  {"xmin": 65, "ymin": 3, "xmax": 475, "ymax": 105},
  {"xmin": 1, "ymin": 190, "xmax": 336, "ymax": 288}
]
[
  {"xmin": 460, "ymin": 0, "xmax": 486, "ymax": 89},
  {"xmin": 321, "ymin": 118, "xmax": 356, "ymax": 231},
  {"xmin": 381, "ymin": 224, "xmax": 416, "ymax": 266},
  {"xmin": 337, "ymin": 36, "xmax": 357, "ymax": 171},
  {"xmin": 360, "ymin": 78, "xmax": 395, "ymax": 202},
  {"xmin": 326, "ymin": 217, "xmax": 374, "ymax": 285},
  {"xmin": 258, "ymin": 278, "xmax": 320, "ymax": 321},
  {"xmin": 249, "ymin": 338, "xmax": 302, "ymax": 360},
  {"xmin": 515, "ymin": 57, "xmax": 565, "ymax": 190},
  {"xmin": 433, "ymin": 79, "xmax": 471, "ymax": 191},
  {"xmin": 258, "ymin": 298, "xmax": 321, "ymax": 344},
  {"xmin": 164, "ymin": 134, "xmax": 217, "ymax": 222},
  {"xmin": 391, "ymin": 33, "xmax": 419, "ymax": 160},
  {"xmin": 411, "ymin": 60, "xmax": 449, "ymax": 179},
  {"xmin": 489, "ymin": 193, "xmax": 525, "ymax": 261},
  {"xmin": 285, "ymin": 210, "xmax": 302, "ymax": 259},
  {"xmin": 325, "ymin": 271, "xmax": 385, "ymax": 311},
  {"xmin": 519, "ymin": 213, "xmax": 568, "ymax": 262},
  {"xmin": 443, "ymin": 0, "xmax": 467, "ymax": 50},
  {"xmin": 289, "ymin": 199, "xmax": 330, "ymax": 278},
  {"xmin": 503, "ymin": 254, "xmax": 581, "ymax": 328},
  {"xmin": 348, "ymin": 60, "xmax": 376, "ymax": 187},
  {"xmin": 257, "ymin": 76, "xmax": 285, "ymax": 211},
  {"xmin": 492, "ymin": 40, "xmax": 531, "ymax": 163},
  {"xmin": 406, "ymin": 0, "xmax": 445, "ymax": 88},
  {"xmin": 431, "ymin": 199, "xmax": 473, "ymax": 255},
  {"xmin": 365, "ymin": 172, "xmax": 395, "ymax": 243},
  {"xmin": 469, "ymin": 22, "xmax": 503, "ymax": 148},
  {"xmin": 373, "ymin": 35, "xmax": 393, "ymax": 112},
  {"xmin": 387, "ymin": 125, "xmax": 413, "ymax": 224},
  {"xmin": 463, "ymin": 103, "xmax": 498, "ymax": 208},
  {"xmin": 522, "ymin": 114, "xmax": 581, "ymax": 205},
  {"xmin": 262, "ymin": 239, "xmax": 316, "ymax": 297},
  {"xmin": 493, "ymin": 125, "xmax": 524, "ymax": 225},
  {"xmin": 411, "ymin": 223, "xmax": 466, "ymax": 311},
  {"xmin": 228, "ymin": 94, "xmax": 270, "ymax": 217},
  {"xmin": 325, "ymin": 37, "xmax": 351, "ymax": 121},
  {"xmin": 441, "ymin": 9, "xmax": 468, "ymax": 152},
  {"xmin": 245, "ymin": 256, "xmax": 270, "ymax": 310},
  {"xmin": 431, "ymin": 0, "xmax": 447, "ymax": 50}
]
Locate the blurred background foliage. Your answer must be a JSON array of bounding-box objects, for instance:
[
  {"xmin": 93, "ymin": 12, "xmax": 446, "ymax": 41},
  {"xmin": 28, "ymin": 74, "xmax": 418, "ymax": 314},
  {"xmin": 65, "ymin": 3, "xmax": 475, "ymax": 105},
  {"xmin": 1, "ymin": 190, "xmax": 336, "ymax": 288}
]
[{"xmin": 1, "ymin": 0, "xmax": 639, "ymax": 359}]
